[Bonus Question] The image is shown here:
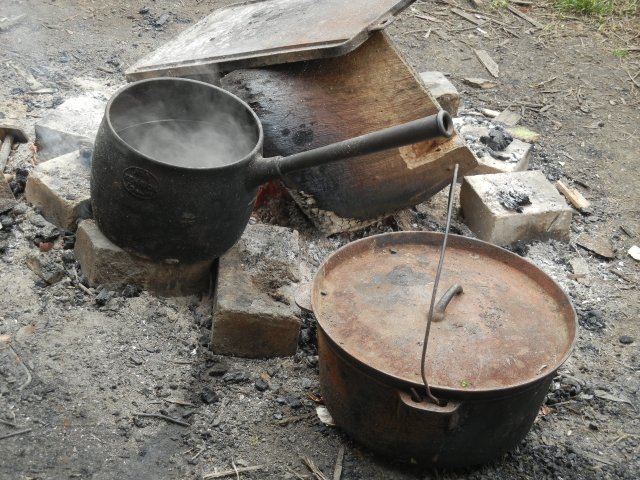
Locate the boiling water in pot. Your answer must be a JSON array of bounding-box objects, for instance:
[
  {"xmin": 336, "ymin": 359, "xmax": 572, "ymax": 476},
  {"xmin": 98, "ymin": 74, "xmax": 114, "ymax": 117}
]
[{"xmin": 117, "ymin": 119, "xmax": 257, "ymax": 168}]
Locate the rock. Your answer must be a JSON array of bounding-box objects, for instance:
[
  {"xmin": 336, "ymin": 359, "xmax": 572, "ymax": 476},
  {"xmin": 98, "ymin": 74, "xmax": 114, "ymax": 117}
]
[
  {"xmin": 576, "ymin": 234, "xmax": 615, "ymax": 260},
  {"xmin": 462, "ymin": 77, "xmax": 497, "ymax": 89},
  {"xmin": 24, "ymin": 150, "xmax": 91, "ymax": 231},
  {"xmin": 74, "ymin": 219, "xmax": 212, "ymax": 296},
  {"xmin": 200, "ymin": 388, "xmax": 219, "ymax": 405},
  {"xmin": 35, "ymin": 94, "xmax": 106, "ymax": 161},
  {"xmin": 460, "ymin": 171, "xmax": 573, "ymax": 245},
  {"xmin": 619, "ymin": 335, "xmax": 634, "ymax": 345},
  {"xmin": 255, "ymin": 378, "xmax": 269, "ymax": 392},
  {"xmin": 418, "ymin": 71, "xmax": 459, "ymax": 116},
  {"xmin": 211, "ymin": 224, "xmax": 301, "ymax": 358},
  {"xmin": 95, "ymin": 288, "xmax": 113, "ymax": 306},
  {"xmin": 25, "ymin": 253, "xmax": 66, "ymax": 285},
  {"xmin": 628, "ymin": 245, "xmax": 640, "ymax": 261},
  {"xmin": 0, "ymin": 180, "xmax": 16, "ymax": 214}
]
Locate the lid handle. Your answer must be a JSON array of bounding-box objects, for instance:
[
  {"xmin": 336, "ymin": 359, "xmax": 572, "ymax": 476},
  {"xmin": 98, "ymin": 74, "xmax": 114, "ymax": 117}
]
[{"xmin": 433, "ymin": 284, "xmax": 463, "ymax": 322}]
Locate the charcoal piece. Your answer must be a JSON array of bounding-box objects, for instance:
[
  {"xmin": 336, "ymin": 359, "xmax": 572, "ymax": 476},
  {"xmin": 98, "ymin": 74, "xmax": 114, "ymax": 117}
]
[
  {"xmin": 497, "ymin": 188, "xmax": 531, "ymax": 213},
  {"xmin": 480, "ymin": 128, "xmax": 513, "ymax": 151}
]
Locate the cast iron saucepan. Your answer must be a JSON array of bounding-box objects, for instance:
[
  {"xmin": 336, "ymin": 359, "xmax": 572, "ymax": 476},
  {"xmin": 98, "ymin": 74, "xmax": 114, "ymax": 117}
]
[{"xmin": 91, "ymin": 78, "xmax": 453, "ymax": 263}]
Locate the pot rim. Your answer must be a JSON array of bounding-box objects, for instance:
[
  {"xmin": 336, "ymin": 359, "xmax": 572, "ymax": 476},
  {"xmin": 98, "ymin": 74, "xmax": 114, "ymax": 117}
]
[
  {"xmin": 312, "ymin": 231, "xmax": 578, "ymax": 397},
  {"xmin": 104, "ymin": 77, "xmax": 265, "ymax": 171}
]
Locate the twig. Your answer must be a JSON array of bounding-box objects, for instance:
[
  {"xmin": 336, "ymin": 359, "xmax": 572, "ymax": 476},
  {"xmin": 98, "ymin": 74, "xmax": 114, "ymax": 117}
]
[
  {"xmin": 302, "ymin": 456, "xmax": 329, "ymax": 480},
  {"xmin": 333, "ymin": 447, "xmax": 345, "ymax": 480},
  {"xmin": 132, "ymin": 412, "xmax": 190, "ymax": 427},
  {"xmin": 0, "ymin": 419, "xmax": 21, "ymax": 428},
  {"xmin": 77, "ymin": 283, "xmax": 93, "ymax": 295},
  {"xmin": 8, "ymin": 346, "xmax": 32, "ymax": 391},
  {"xmin": 625, "ymin": 69, "xmax": 640, "ymax": 89},
  {"xmin": 202, "ymin": 464, "xmax": 266, "ymax": 479},
  {"xmin": 278, "ymin": 412, "xmax": 316, "ymax": 426},
  {"xmin": 190, "ymin": 447, "xmax": 205, "ymax": 462},
  {"xmin": 97, "ymin": 66, "xmax": 116, "ymax": 74},
  {"xmin": 0, "ymin": 428, "xmax": 32, "ymax": 441},
  {"xmin": 163, "ymin": 398, "xmax": 195, "ymax": 407},
  {"xmin": 286, "ymin": 467, "xmax": 307, "ymax": 480},
  {"xmin": 211, "ymin": 397, "xmax": 228, "ymax": 427},
  {"xmin": 232, "ymin": 461, "xmax": 240, "ymax": 480}
]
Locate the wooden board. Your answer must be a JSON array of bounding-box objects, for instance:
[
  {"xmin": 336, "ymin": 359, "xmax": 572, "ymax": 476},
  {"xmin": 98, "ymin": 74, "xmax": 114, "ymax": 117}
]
[
  {"xmin": 222, "ymin": 31, "xmax": 477, "ymax": 231},
  {"xmin": 126, "ymin": 0, "xmax": 415, "ymax": 81}
]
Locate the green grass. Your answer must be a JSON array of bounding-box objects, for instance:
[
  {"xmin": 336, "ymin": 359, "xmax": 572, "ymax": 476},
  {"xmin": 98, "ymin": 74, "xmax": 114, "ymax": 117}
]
[
  {"xmin": 613, "ymin": 48, "xmax": 629, "ymax": 57},
  {"xmin": 490, "ymin": 0, "xmax": 510, "ymax": 9},
  {"xmin": 554, "ymin": 0, "xmax": 638, "ymax": 16}
]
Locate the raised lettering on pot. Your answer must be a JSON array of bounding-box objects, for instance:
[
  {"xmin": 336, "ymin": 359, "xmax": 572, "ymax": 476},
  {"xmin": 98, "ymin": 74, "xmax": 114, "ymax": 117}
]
[{"xmin": 122, "ymin": 167, "xmax": 159, "ymax": 200}]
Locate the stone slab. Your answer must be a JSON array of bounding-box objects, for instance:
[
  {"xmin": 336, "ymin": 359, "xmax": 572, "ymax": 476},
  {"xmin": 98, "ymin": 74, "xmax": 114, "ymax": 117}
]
[
  {"xmin": 460, "ymin": 170, "xmax": 572, "ymax": 245},
  {"xmin": 24, "ymin": 150, "xmax": 91, "ymax": 231},
  {"xmin": 74, "ymin": 220, "xmax": 212, "ymax": 296},
  {"xmin": 419, "ymin": 71, "xmax": 460, "ymax": 116},
  {"xmin": 35, "ymin": 94, "xmax": 105, "ymax": 161},
  {"xmin": 211, "ymin": 223, "xmax": 300, "ymax": 358}
]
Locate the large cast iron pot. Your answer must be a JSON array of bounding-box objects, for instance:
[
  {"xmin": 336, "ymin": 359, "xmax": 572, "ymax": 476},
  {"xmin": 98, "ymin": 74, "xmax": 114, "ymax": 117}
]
[
  {"xmin": 91, "ymin": 78, "xmax": 453, "ymax": 263},
  {"xmin": 312, "ymin": 232, "xmax": 576, "ymax": 468}
]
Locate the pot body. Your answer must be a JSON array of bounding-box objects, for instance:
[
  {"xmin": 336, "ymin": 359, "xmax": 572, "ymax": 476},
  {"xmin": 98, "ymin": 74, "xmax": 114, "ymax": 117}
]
[
  {"xmin": 90, "ymin": 78, "xmax": 263, "ymax": 263},
  {"xmin": 318, "ymin": 327, "xmax": 554, "ymax": 468}
]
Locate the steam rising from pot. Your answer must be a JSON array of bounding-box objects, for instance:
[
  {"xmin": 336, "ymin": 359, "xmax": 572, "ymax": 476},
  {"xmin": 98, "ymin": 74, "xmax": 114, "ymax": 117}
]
[{"xmin": 108, "ymin": 79, "xmax": 259, "ymax": 169}]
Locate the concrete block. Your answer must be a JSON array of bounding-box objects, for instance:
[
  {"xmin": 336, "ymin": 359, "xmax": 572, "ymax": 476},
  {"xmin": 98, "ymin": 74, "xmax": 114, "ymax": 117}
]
[
  {"xmin": 24, "ymin": 150, "xmax": 91, "ymax": 231},
  {"xmin": 458, "ymin": 124, "xmax": 531, "ymax": 175},
  {"xmin": 211, "ymin": 223, "xmax": 300, "ymax": 358},
  {"xmin": 35, "ymin": 94, "xmax": 105, "ymax": 161},
  {"xmin": 470, "ymin": 138, "xmax": 531, "ymax": 175},
  {"xmin": 74, "ymin": 220, "xmax": 212, "ymax": 296},
  {"xmin": 460, "ymin": 170, "xmax": 572, "ymax": 245},
  {"xmin": 419, "ymin": 71, "xmax": 460, "ymax": 116}
]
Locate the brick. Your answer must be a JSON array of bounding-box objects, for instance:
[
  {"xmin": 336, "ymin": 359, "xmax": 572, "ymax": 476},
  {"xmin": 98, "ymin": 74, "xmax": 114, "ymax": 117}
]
[
  {"xmin": 35, "ymin": 94, "xmax": 105, "ymax": 161},
  {"xmin": 74, "ymin": 219, "xmax": 212, "ymax": 296},
  {"xmin": 419, "ymin": 71, "xmax": 460, "ymax": 116},
  {"xmin": 211, "ymin": 224, "xmax": 300, "ymax": 358},
  {"xmin": 460, "ymin": 170, "xmax": 572, "ymax": 245},
  {"xmin": 24, "ymin": 150, "xmax": 91, "ymax": 231}
]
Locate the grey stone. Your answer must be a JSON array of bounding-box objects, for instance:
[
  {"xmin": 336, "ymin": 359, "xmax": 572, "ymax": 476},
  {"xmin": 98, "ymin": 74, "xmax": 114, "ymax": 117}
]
[
  {"xmin": 35, "ymin": 94, "xmax": 105, "ymax": 161},
  {"xmin": 211, "ymin": 223, "xmax": 301, "ymax": 358},
  {"xmin": 419, "ymin": 71, "xmax": 460, "ymax": 116},
  {"xmin": 25, "ymin": 253, "xmax": 66, "ymax": 285},
  {"xmin": 0, "ymin": 180, "xmax": 16, "ymax": 214},
  {"xmin": 25, "ymin": 150, "xmax": 91, "ymax": 231}
]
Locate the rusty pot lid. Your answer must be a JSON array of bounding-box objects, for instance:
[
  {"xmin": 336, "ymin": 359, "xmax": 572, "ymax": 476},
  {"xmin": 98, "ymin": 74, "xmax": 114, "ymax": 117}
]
[{"xmin": 312, "ymin": 232, "xmax": 576, "ymax": 394}]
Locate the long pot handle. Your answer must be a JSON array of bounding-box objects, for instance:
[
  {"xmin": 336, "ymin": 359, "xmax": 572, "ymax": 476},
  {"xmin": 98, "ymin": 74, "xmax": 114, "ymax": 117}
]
[{"xmin": 248, "ymin": 111, "xmax": 453, "ymax": 187}]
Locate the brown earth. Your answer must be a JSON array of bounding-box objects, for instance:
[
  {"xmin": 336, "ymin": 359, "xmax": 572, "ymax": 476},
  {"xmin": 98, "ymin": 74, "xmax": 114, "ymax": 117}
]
[{"xmin": 1, "ymin": 1, "xmax": 639, "ymax": 479}]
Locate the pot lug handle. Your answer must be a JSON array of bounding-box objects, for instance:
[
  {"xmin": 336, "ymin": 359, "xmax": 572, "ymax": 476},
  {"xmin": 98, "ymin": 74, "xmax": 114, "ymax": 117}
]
[
  {"xmin": 398, "ymin": 390, "xmax": 462, "ymax": 429},
  {"xmin": 433, "ymin": 284, "xmax": 463, "ymax": 322}
]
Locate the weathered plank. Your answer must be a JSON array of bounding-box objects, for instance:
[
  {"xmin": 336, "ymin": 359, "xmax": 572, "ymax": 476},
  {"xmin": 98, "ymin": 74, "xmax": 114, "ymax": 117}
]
[
  {"xmin": 222, "ymin": 32, "xmax": 477, "ymax": 232},
  {"xmin": 126, "ymin": 0, "xmax": 415, "ymax": 80},
  {"xmin": 474, "ymin": 49, "xmax": 500, "ymax": 78},
  {"xmin": 556, "ymin": 180, "xmax": 590, "ymax": 210},
  {"xmin": 507, "ymin": 5, "xmax": 544, "ymax": 29}
]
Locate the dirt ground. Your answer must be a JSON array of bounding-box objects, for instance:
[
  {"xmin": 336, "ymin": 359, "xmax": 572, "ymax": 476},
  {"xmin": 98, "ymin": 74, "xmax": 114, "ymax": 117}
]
[{"xmin": 1, "ymin": 1, "xmax": 639, "ymax": 479}]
